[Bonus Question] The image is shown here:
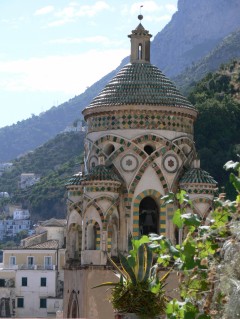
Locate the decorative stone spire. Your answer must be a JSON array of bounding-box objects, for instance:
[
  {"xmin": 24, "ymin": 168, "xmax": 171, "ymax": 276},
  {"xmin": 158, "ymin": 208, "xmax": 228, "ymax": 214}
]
[{"xmin": 128, "ymin": 15, "xmax": 152, "ymax": 63}]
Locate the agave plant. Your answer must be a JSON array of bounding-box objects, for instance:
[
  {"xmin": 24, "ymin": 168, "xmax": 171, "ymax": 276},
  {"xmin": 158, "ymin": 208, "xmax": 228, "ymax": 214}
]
[{"xmin": 94, "ymin": 236, "xmax": 169, "ymax": 318}]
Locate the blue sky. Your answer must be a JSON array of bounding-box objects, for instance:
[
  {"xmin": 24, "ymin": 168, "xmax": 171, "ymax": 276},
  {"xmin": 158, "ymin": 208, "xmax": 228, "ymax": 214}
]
[{"xmin": 0, "ymin": 0, "xmax": 177, "ymax": 128}]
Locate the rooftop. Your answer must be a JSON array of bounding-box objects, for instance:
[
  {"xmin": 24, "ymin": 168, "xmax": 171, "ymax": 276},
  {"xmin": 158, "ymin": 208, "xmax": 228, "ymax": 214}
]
[
  {"xmin": 86, "ymin": 63, "xmax": 194, "ymax": 111},
  {"xmin": 180, "ymin": 168, "xmax": 217, "ymax": 185}
]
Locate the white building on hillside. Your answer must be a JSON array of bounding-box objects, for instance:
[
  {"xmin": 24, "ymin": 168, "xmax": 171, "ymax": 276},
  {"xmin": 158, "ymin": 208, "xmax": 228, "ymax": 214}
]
[
  {"xmin": 13, "ymin": 209, "xmax": 30, "ymax": 220},
  {"xmin": 0, "ymin": 218, "xmax": 66, "ymax": 318},
  {"xmin": 20, "ymin": 173, "xmax": 40, "ymax": 189}
]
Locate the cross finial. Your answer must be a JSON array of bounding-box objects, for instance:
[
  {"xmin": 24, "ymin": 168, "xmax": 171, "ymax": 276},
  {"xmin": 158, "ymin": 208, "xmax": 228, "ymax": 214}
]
[{"xmin": 138, "ymin": 5, "xmax": 143, "ymax": 20}]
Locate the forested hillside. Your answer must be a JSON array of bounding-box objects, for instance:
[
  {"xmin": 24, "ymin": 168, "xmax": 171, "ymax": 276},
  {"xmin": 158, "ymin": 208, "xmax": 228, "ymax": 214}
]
[
  {"xmin": 189, "ymin": 59, "xmax": 240, "ymax": 196},
  {"xmin": 0, "ymin": 132, "xmax": 84, "ymax": 221},
  {"xmin": 174, "ymin": 28, "xmax": 240, "ymax": 94},
  {"xmin": 1, "ymin": 0, "xmax": 240, "ymax": 162},
  {"xmin": 1, "ymin": 60, "xmax": 239, "ymax": 221}
]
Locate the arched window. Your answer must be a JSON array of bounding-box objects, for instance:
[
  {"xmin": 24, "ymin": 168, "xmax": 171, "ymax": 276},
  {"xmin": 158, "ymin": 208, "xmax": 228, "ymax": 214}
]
[
  {"xmin": 87, "ymin": 224, "xmax": 97, "ymax": 250},
  {"xmin": 138, "ymin": 43, "xmax": 142, "ymax": 60},
  {"xmin": 139, "ymin": 197, "xmax": 158, "ymax": 235},
  {"xmin": 72, "ymin": 300, "xmax": 77, "ymax": 318},
  {"xmin": 104, "ymin": 143, "xmax": 115, "ymax": 156},
  {"xmin": 67, "ymin": 291, "xmax": 79, "ymax": 319},
  {"xmin": 144, "ymin": 144, "xmax": 155, "ymax": 155}
]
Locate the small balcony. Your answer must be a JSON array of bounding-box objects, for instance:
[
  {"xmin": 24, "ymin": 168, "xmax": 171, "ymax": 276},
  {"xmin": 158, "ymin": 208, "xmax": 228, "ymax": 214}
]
[{"xmin": 4, "ymin": 264, "xmax": 56, "ymax": 270}]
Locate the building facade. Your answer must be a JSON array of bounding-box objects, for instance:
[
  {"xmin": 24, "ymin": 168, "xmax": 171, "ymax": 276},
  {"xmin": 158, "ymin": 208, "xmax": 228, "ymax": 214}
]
[
  {"xmin": 64, "ymin": 17, "xmax": 217, "ymax": 319},
  {"xmin": 0, "ymin": 218, "xmax": 66, "ymax": 318}
]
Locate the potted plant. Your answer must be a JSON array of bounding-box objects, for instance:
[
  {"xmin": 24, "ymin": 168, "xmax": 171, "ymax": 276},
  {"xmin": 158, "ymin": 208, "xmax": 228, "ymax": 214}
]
[{"xmin": 94, "ymin": 236, "xmax": 169, "ymax": 319}]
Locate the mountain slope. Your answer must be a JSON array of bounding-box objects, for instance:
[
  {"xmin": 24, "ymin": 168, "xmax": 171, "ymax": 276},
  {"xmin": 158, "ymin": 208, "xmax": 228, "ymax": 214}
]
[
  {"xmin": 151, "ymin": 0, "xmax": 240, "ymax": 76},
  {"xmin": 0, "ymin": 59, "xmax": 127, "ymax": 162},
  {"xmin": 0, "ymin": 131, "xmax": 85, "ymax": 220},
  {"xmin": 189, "ymin": 59, "xmax": 240, "ymax": 197},
  {"xmin": 1, "ymin": 0, "xmax": 240, "ymax": 161},
  {"xmin": 1, "ymin": 60, "xmax": 239, "ymax": 220},
  {"xmin": 173, "ymin": 28, "xmax": 240, "ymax": 94}
]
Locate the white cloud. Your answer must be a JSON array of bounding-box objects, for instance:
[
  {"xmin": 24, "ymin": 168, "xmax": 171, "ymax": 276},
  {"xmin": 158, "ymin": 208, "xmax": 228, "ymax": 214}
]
[
  {"xmin": 34, "ymin": 6, "xmax": 55, "ymax": 16},
  {"xmin": 48, "ymin": 36, "xmax": 125, "ymax": 48},
  {"xmin": 49, "ymin": 36, "xmax": 110, "ymax": 45},
  {"xmin": 48, "ymin": 1, "xmax": 111, "ymax": 27},
  {"xmin": 121, "ymin": 1, "xmax": 177, "ymax": 21},
  {"xmin": 0, "ymin": 49, "xmax": 129, "ymax": 95}
]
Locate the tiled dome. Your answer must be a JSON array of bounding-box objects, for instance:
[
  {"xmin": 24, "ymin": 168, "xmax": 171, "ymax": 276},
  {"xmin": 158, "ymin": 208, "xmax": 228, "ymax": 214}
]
[
  {"xmin": 180, "ymin": 168, "xmax": 217, "ymax": 185},
  {"xmin": 66, "ymin": 172, "xmax": 83, "ymax": 186},
  {"xmin": 86, "ymin": 63, "xmax": 194, "ymax": 110},
  {"xmin": 84, "ymin": 165, "xmax": 122, "ymax": 183}
]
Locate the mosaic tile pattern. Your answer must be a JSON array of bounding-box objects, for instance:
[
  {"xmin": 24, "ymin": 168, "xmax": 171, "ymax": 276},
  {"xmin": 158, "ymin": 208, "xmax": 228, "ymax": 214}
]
[
  {"xmin": 132, "ymin": 134, "xmax": 170, "ymax": 146},
  {"xmin": 87, "ymin": 111, "xmax": 194, "ymax": 134},
  {"xmin": 127, "ymin": 150, "xmax": 171, "ymax": 206},
  {"xmin": 107, "ymin": 225, "xmax": 113, "ymax": 252},
  {"xmin": 132, "ymin": 189, "xmax": 166, "ymax": 238},
  {"xmin": 173, "ymin": 136, "xmax": 195, "ymax": 149},
  {"xmin": 68, "ymin": 199, "xmax": 83, "ymax": 215},
  {"xmin": 94, "ymin": 134, "xmax": 147, "ymax": 161},
  {"xmin": 180, "ymin": 168, "xmax": 217, "ymax": 184},
  {"xmin": 84, "ymin": 185, "xmax": 120, "ymax": 193},
  {"xmin": 84, "ymin": 220, "xmax": 101, "ymax": 250},
  {"xmin": 68, "ymin": 191, "xmax": 82, "ymax": 197},
  {"xmin": 182, "ymin": 186, "xmax": 217, "ymax": 195}
]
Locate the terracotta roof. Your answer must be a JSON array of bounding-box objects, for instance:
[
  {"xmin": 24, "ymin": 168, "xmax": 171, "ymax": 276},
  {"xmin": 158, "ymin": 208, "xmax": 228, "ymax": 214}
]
[
  {"xmin": 24, "ymin": 240, "xmax": 59, "ymax": 249},
  {"xmin": 85, "ymin": 63, "xmax": 194, "ymax": 110},
  {"xmin": 180, "ymin": 168, "xmax": 217, "ymax": 185}
]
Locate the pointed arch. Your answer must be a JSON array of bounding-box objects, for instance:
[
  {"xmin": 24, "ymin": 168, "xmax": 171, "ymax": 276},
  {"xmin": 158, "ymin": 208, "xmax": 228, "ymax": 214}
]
[
  {"xmin": 126, "ymin": 140, "xmax": 187, "ymax": 209},
  {"xmin": 83, "ymin": 199, "xmax": 105, "ymax": 225},
  {"xmin": 132, "ymin": 189, "xmax": 166, "ymax": 239},
  {"xmin": 192, "ymin": 197, "xmax": 213, "ymax": 219},
  {"xmin": 67, "ymin": 290, "xmax": 79, "ymax": 319},
  {"xmin": 67, "ymin": 223, "xmax": 82, "ymax": 260},
  {"xmin": 85, "ymin": 220, "xmax": 101, "ymax": 250},
  {"xmin": 103, "ymin": 198, "xmax": 120, "ymax": 230}
]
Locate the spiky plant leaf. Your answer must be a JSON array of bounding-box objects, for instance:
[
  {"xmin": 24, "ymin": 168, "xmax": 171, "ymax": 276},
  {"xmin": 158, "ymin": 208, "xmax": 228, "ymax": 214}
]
[
  {"xmin": 92, "ymin": 282, "xmax": 118, "ymax": 289},
  {"xmin": 107, "ymin": 255, "xmax": 127, "ymax": 280},
  {"xmin": 142, "ymin": 245, "xmax": 153, "ymax": 283},
  {"xmin": 137, "ymin": 244, "xmax": 145, "ymax": 281},
  {"xmin": 119, "ymin": 253, "xmax": 137, "ymax": 285}
]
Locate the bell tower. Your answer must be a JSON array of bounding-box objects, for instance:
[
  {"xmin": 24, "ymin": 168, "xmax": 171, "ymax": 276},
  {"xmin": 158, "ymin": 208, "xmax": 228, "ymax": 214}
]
[
  {"xmin": 128, "ymin": 15, "xmax": 152, "ymax": 63},
  {"xmin": 63, "ymin": 13, "xmax": 217, "ymax": 319}
]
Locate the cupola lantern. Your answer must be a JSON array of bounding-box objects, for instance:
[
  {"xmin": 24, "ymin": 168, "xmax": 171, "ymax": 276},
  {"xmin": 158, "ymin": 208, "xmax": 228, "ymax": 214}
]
[{"xmin": 128, "ymin": 15, "xmax": 152, "ymax": 63}]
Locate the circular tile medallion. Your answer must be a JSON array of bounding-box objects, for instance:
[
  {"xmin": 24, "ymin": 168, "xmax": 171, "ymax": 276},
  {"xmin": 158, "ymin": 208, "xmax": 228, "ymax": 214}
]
[
  {"xmin": 120, "ymin": 154, "xmax": 138, "ymax": 172},
  {"xmin": 163, "ymin": 154, "xmax": 179, "ymax": 173}
]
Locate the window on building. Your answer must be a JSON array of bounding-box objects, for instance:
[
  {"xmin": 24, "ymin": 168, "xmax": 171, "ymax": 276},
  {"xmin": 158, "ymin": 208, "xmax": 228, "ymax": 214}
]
[
  {"xmin": 41, "ymin": 277, "xmax": 47, "ymax": 287},
  {"xmin": 44, "ymin": 256, "xmax": 52, "ymax": 269},
  {"xmin": 40, "ymin": 298, "xmax": 47, "ymax": 308},
  {"xmin": 27, "ymin": 256, "xmax": 34, "ymax": 269},
  {"xmin": 0, "ymin": 279, "xmax": 5, "ymax": 287},
  {"xmin": 9, "ymin": 256, "xmax": 16, "ymax": 265},
  {"xmin": 22, "ymin": 277, "xmax": 27, "ymax": 286},
  {"xmin": 17, "ymin": 298, "xmax": 24, "ymax": 308},
  {"xmin": 138, "ymin": 43, "xmax": 142, "ymax": 60}
]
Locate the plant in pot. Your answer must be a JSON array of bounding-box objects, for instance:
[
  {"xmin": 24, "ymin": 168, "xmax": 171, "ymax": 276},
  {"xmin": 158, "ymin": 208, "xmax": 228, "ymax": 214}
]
[{"xmin": 94, "ymin": 236, "xmax": 169, "ymax": 319}]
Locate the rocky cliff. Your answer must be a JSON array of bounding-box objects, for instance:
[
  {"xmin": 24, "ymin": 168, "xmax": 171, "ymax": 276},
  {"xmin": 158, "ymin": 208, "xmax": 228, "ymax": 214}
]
[{"xmin": 151, "ymin": 0, "xmax": 240, "ymax": 76}]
